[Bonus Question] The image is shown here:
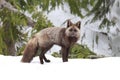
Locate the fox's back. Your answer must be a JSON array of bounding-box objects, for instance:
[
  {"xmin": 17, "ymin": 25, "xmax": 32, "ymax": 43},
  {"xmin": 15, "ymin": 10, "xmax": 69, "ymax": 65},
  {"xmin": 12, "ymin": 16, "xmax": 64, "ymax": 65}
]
[{"xmin": 35, "ymin": 27, "xmax": 65, "ymax": 46}]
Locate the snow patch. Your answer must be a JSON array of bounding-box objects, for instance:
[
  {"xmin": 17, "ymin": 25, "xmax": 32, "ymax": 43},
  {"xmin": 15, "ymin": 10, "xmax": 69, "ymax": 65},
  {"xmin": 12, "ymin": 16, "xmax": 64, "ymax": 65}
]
[{"xmin": 0, "ymin": 55, "xmax": 120, "ymax": 80}]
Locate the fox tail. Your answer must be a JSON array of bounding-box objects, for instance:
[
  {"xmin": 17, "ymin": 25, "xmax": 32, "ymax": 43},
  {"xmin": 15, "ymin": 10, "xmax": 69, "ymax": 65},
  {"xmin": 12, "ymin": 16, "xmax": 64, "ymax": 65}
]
[{"xmin": 21, "ymin": 36, "xmax": 38, "ymax": 62}]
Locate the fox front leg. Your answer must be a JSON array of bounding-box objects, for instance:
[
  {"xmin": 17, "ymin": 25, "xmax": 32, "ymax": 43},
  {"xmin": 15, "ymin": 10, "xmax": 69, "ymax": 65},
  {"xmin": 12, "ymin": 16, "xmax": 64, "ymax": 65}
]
[{"xmin": 61, "ymin": 47, "xmax": 70, "ymax": 62}]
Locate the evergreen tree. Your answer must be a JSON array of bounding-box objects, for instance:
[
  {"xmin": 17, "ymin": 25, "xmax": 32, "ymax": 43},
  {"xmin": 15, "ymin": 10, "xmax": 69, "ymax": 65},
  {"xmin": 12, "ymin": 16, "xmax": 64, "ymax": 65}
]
[
  {"xmin": 38, "ymin": 0, "xmax": 115, "ymax": 28},
  {"xmin": 0, "ymin": 0, "xmax": 52, "ymax": 55},
  {"xmin": 0, "ymin": 0, "xmax": 115, "ymax": 55}
]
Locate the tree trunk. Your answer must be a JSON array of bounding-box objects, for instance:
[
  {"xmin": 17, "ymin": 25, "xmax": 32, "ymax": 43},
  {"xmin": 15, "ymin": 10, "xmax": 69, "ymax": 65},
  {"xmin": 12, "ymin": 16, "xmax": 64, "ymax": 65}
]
[
  {"xmin": 7, "ymin": 42, "xmax": 16, "ymax": 56},
  {"xmin": 3, "ymin": 21, "xmax": 16, "ymax": 56}
]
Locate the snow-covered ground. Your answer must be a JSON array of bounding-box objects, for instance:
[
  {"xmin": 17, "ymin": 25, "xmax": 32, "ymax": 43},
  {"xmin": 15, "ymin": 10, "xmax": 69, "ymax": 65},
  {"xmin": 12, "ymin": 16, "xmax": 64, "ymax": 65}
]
[{"xmin": 0, "ymin": 54, "xmax": 120, "ymax": 80}]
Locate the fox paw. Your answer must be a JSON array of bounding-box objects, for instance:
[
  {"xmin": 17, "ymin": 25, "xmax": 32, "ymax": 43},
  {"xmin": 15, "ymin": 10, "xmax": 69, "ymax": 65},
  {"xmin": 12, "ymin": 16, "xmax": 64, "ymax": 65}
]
[{"xmin": 45, "ymin": 59, "xmax": 51, "ymax": 63}]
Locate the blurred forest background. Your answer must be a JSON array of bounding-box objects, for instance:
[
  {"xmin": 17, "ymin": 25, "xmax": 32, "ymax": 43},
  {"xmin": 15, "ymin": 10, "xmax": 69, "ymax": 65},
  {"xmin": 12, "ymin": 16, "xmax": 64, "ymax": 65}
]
[{"xmin": 0, "ymin": 0, "xmax": 115, "ymax": 58}]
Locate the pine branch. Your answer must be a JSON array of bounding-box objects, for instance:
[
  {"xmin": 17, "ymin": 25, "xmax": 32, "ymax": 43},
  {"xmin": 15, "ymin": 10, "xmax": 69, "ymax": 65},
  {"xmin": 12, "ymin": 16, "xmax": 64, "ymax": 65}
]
[{"xmin": 0, "ymin": 0, "xmax": 35, "ymax": 27}]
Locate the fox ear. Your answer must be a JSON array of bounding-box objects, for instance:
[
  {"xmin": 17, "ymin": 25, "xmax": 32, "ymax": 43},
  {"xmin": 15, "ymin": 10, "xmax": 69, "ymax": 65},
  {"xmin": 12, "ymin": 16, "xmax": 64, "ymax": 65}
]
[
  {"xmin": 76, "ymin": 21, "xmax": 81, "ymax": 29},
  {"xmin": 67, "ymin": 20, "xmax": 73, "ymax": 28}
]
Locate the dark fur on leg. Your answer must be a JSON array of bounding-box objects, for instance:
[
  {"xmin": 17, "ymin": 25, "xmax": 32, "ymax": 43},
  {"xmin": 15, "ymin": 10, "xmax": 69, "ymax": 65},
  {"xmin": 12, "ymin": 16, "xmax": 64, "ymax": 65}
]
[
  {"xmin": 43, "ymin": 55, "xmax": 51, "ymax": 62},
  {"xmin": 39, "ymin": 52, "xmax": 50, "ymax": 64},
  {"xmin": 61, "ymin": 47, "xmax": 70, "ymax": 62},
  {"xmin": 39, "ymin": 45, "xmax": 52, "ymax": 64}
]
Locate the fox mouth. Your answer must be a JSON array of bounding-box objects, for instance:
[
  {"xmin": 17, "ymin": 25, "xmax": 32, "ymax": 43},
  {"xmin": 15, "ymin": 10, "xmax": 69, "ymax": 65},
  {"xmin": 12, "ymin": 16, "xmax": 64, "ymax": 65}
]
[
  {"xmin": 70, "ymin": 34, "xmax": 76, "ymax": 37},
  {"xmin": 68, "ymin": 36, "xmax": 78, "ymax": 42}
]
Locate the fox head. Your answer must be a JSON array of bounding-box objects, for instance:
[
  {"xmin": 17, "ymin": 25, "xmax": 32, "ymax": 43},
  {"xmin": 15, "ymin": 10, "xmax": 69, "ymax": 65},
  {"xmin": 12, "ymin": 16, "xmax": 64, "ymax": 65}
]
[{"xmin": 65, "ymin": 20, "xmax": 81, "ymax": 40}]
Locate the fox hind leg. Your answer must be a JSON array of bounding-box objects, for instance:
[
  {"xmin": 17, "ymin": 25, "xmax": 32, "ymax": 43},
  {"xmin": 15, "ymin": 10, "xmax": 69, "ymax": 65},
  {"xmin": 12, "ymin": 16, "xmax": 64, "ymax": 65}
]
[
  {"xmin": 39, "ymin": 45, "xmax": 53, "ymax": 64},
  {"xmin": 43, "ymin": 55, "xmax": 51, "ymax": 62},
  {"xmin": 39, "ymin": 49, "xmax": 50, "ymax": 64}
]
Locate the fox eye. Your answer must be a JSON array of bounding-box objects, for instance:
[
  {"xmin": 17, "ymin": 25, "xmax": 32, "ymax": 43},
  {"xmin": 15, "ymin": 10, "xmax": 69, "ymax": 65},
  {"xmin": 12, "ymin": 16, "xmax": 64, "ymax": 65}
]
[
  {"xmin": 74, "ymin": 29, "xmax": 77, "ymax": 32},
  {"xmin": 69, "ymin": 29, "xmax": 73, "ymax": 32}
]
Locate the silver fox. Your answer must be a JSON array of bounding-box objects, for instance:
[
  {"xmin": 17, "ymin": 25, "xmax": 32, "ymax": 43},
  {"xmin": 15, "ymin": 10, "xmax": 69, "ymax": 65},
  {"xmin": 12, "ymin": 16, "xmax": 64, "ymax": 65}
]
[{"xmin": 21, "ymin": 20, "xmax": 81, "ymax": 64}]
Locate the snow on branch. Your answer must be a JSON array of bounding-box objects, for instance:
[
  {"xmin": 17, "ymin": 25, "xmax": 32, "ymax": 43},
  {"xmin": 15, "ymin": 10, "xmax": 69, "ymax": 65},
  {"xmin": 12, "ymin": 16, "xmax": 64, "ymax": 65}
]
[
  {"xmin": 0, "ymin": 0, "xmax": 35, "ymax": 27},
  {"xmin": 0, "ymin": 0, "xmax": 18, "ymax": 12}
]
